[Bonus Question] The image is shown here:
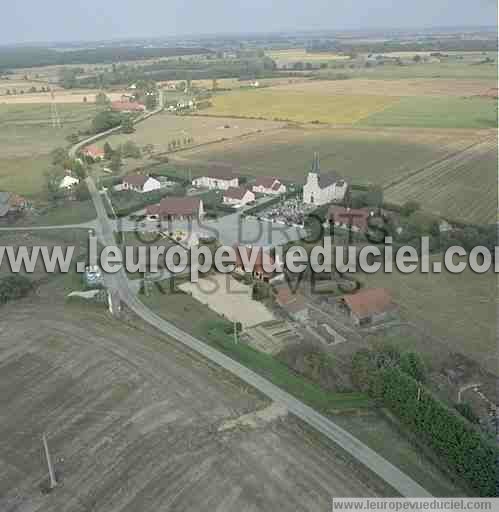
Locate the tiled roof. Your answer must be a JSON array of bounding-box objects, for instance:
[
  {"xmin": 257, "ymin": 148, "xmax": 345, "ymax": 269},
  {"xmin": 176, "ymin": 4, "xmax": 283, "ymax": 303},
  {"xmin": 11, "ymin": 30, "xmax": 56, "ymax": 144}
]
[{"xmin": 342, "ymin": 288, "xmax": 396, "ymax": 318}]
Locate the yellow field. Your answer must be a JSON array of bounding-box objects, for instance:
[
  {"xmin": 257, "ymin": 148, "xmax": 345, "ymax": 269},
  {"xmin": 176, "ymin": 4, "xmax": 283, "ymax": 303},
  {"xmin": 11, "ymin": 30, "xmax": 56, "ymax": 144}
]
[
  {"xmin": 0, "ymin": 89, "xmax": 127, "ymax": 105},
  {"xmin": 204, "ymin": 89, "xmax": 399, "ymax": 124},
  {"xmin": 268, "ymin": 49, "xmax": 350, "ymax": 65}
]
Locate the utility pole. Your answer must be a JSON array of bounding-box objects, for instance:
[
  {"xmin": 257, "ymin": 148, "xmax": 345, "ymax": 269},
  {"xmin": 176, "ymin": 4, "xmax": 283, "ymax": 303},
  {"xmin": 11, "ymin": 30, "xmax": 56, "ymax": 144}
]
[
  {"xmin": 42, "ymin": 433, "xmax": 57, "ymax": 490},
  {"xmin": 233, "ymin": 321, "xmax": 238, "ymax": 344}
]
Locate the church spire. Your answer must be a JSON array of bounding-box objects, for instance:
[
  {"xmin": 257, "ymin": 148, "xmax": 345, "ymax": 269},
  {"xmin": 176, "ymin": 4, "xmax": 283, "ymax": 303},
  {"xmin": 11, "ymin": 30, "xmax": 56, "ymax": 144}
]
[{"xmin": 311, "ymin": 152, "xmax": 320, "ymax": 175}]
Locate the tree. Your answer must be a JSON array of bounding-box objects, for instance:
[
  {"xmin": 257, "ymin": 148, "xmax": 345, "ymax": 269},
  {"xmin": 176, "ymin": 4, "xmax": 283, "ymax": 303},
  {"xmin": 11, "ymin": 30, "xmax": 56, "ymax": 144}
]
[
  {"xmin": 50, "ymin": 147, "xmax": 69, "ymax": 167},
  {"xmin": 95, "ymin": 91, "xmax": 111, "ymax": 109},
  {"xmin": 121, "ymin": 115, "xmax": 135, "ymax": 134},
  {"xmin": 400, "ymin": 352, "xmax": 426, "ymax": 382},
  {"xmin": 121, "ymin": 140, "xmax": 141, "ymax": 159},
  {"xmin": 91, "ymin": 111, "xmax": 121, "ymax": 134},
  {"xmin": 110, "ymin": 151, "xmax": 122, "ymax": 173},
  {"xmin": 74, "ymin": 182, "xmax": 90, "ymax": 201},
  {"xmin": 45, "ymin": 166, "xmax": 64, "ymax": 202},
  {"xmin": 455, "ymin": 402, "xmax": 479, "ymax": 424},
  {"xmin": 145, "ymin": 93, "xmax": 157, "ymax": 111},
  {"xmin": 400, "ymin": 200, "xmax": 420, "ymax": 217},
  {"xmin": 103, "ymin": 142, "xmax": 114, "ymax": 160},
  {"xmin": 72, "ymin": 160, "xmax": 87, "ymax": 180}
]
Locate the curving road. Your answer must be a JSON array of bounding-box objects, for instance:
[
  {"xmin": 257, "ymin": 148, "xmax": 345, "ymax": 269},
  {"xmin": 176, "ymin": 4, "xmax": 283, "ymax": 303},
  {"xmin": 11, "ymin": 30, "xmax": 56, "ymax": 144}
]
[{"xmin": 87, "ymin": 176, "xmax": 432, "ymax": 498}]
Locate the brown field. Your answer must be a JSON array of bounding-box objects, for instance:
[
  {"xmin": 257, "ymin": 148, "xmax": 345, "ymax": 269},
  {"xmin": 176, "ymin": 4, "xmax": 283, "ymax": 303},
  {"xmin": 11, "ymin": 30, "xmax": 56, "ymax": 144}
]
[
  {"xmin": 0, "ymin": 292, "xmax": 380, "ymax": 510},
  {"xmin": 384, "ymin": 133, "xmax": 497, "ymax": 224},
  {"xmin": 0, "ymin": 89, "xmax": 127, "ymax": 105},
  {"xmin": 271, "ymin": 78, "xmax": 498, "ymax": 97},
  {"xmin": 98, "ymin": 113, "xmax": 285, "ymax": 154}
]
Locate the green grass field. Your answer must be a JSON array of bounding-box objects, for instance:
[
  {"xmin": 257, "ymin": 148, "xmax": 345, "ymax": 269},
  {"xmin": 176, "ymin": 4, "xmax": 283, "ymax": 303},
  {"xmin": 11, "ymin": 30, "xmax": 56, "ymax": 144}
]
[
  {"xmin": 355, "ymin": 259, "xmax": 496, "ymax": 375},
  {"xmin": 0, "ymin": 103, "xmax": 97, "ymax": 197},
  {"xmin": 360, "ymin": 96, "xmax": 497, "ymax": 129}
]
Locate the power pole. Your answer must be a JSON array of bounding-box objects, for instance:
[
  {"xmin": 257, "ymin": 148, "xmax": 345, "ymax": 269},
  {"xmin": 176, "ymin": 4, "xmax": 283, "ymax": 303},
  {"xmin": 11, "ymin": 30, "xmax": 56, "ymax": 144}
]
[
  {"xmin": 42, "ymin": 433, "xmax": 57, "ymax": 490},
  {"xmin": 50, "ymin": 89, "xmax": 62, "ymax": 129},
  {"xmin": 233, "ymin": 321, "xmax": 238, "ymax": 344}
]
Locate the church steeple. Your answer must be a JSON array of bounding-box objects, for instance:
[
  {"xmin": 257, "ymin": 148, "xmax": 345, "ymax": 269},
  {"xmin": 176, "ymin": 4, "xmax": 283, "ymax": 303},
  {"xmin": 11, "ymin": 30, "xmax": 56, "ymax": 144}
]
[{"xmin": 311, "ymin": 152, "xmax": 320, "ymax": 175}]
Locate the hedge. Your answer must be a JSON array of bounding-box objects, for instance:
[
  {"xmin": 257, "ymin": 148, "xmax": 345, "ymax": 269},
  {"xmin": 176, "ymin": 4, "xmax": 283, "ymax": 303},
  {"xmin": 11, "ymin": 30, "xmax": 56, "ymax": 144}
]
[{"xmin": 376, "ymin": 367, "xmax": 497, "ymax": 496}]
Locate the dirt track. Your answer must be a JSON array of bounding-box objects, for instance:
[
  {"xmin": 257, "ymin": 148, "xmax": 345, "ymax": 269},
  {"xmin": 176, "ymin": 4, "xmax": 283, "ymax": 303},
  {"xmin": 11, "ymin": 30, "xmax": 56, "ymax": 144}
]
[{"xmin": 0, "ymin": 293, "xmax": 377, "ymax": 511}]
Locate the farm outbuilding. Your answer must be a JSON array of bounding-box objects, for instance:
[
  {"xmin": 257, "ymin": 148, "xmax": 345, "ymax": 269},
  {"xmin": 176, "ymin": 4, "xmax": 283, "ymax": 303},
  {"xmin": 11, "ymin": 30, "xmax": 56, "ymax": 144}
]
[{"xmin": 338, "ymin": 288, "xmax": 397, "ymax": 326}]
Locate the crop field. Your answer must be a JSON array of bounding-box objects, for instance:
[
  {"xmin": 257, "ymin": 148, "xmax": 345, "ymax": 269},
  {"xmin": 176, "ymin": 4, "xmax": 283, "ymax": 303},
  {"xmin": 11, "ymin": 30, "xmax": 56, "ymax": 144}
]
[
  {"xmin": 355, "ymin": 259, "xmax": 496, "ymax": 376},
  {"xmin": 359, "ymin": 95, "xmax": 497, "ymax": 129},
  {"xmin": 0, "ymin": 296, "xmax": 380, "ymax": 510},
  {"xmin": 0, "ymin": 89, "xmax": 126, "ymax": 105},
  {"xmin": 202, "ymin": 89, "xmax": 398, "ymax": 124},
  {"xmin": 273, "ymin": 78, "xmax": 497, "ymax": 97},
  {"xmin": 0, "ymin": 103, "xmax": 97, "ymax": 197},
  {"xmin": 384, "ymin": 134, "xmax": 497, "ymax": 224},
  {"xmin": 172, "ymin": 125, "xmax": 486, "ymax": 185},
  {"xmin": 98, "ymin": 113, "xmax": 284, "ymax": 153},
  {"xmin": 268, "ymin": 48, "xmax": 351, "ymax": 66}
]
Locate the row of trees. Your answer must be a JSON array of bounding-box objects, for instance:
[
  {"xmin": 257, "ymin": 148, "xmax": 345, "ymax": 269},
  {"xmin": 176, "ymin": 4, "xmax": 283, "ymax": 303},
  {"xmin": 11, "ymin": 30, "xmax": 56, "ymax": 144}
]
[
  {"xmin": 168, "ymin": 137, "xmax": 194, "ymax": 152},
  {"xmin": 352, "ymin": 347, "xmax": 497, "ymax": 496}
]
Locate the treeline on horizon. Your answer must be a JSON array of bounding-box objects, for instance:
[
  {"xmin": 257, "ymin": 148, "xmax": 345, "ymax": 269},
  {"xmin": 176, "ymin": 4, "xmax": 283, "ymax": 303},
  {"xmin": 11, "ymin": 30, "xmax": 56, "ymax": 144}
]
[
  {"xmin": 307, "ymin": 37, "xmax": 498, "ymax": 54},
  {"xmin": 0, "ymin": 46, "xmax": 213, "ymax": 71}
]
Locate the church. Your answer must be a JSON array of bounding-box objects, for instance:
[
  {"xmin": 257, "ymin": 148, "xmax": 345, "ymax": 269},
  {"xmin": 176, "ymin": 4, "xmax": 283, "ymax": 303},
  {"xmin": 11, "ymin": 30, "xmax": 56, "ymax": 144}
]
[{"xmin": 303, "ymin": 153, "xmax": 348, "ymax": 206}]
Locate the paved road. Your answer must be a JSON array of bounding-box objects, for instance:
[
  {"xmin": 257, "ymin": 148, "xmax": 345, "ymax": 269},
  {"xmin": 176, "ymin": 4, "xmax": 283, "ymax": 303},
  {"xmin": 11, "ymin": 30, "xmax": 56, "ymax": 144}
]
[{"xmin": 87, "ymin": 177, "xmax": 431, "ymax": 498}]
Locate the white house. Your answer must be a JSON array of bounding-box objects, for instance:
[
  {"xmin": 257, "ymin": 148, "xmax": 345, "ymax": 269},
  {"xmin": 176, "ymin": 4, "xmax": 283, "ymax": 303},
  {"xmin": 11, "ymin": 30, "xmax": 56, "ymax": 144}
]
[
  {"xmin": 252, "ymin": 177, "xmax": 286, "ymax": 196},
  {"xmin": 59, "ymin": 175, "xmax": 80, "ymax": 190},
  {"xmin": 303, "ymin": 153, "xmax": 348, "ymax": 206},
  {"xmin": 122, "ymin": 175, "xmax": 161, "ymax": 193},
  {"xmin": 223, "ymin": 187, "xmax": 255, "ymax": 207},
  {"xmin": 192, "ymin": 175, "xmax": 239, "ymax": 191}
]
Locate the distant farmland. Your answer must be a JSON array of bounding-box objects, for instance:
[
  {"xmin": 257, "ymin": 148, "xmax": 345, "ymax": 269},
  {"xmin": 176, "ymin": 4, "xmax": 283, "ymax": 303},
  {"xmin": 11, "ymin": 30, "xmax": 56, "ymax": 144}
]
[{"xmin": 203, "ymin": 89, "xmax": 398, "ymax": 124}]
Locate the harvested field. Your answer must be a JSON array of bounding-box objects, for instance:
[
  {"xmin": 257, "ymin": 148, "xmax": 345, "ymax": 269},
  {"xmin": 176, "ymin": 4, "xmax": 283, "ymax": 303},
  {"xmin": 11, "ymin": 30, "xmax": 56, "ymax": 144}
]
[
  {"xmin": 273, "ymin": 78, "xmax": 498, "ymax": 98},
  {"xmin": 202, "ymin": 89, "xmax": 398, "ymax": 124},
  {"xmin": 171, "ymin": 125, "xmax": 487, "ymax": 186},
  {"xmin": 97, "ymin": 113, "xmax": 284, "ymax": 154},
  {"xmin": 178, "ymin": 274, "xmax": 276, "ymax": 328},
  {"xmin": 0, "ymin": 89, "xmax": 127, "ymax": 105},
  {"xmin": 384, "ymin": 134, "xmax": 497, "ymax": 224},
  {"xmin": 0, "ymin": 297, "xmax": 379, "ymax": 510},
  {"xmin": 268, "ymin": 49, "xmax": 350, "ymax": 66}
]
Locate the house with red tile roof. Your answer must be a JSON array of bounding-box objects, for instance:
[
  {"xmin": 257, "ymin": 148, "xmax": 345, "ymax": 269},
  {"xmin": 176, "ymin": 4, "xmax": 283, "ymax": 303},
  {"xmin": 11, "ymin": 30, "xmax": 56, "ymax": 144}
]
[
  {"xmin": 233, "ymin": 246, "xmax": 280, "ymax": 282},
  {"xmin": 328, "ymin": 206, "xmax": 374, "ymax": 233},
  {"xmin": 111, "ymin": 101, "xmax": 146, "ymax": 113},
  {"xmin": 146, "ymin": 197, "xmax": 204, "ymax": 221},
  {"xmin": 81, "ymin": 145, "xmax": 105, "ymax": 161},
  {"xmin": 339, "ymin": 288, "xmax": 397, "ymax": 326}
]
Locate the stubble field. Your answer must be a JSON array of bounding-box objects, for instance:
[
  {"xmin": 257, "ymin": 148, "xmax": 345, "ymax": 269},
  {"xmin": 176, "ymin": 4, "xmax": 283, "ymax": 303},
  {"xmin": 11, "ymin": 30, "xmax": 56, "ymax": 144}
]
[{"xmin": 0, "ymin": 297, "xmax": 379, "ymax": 511}]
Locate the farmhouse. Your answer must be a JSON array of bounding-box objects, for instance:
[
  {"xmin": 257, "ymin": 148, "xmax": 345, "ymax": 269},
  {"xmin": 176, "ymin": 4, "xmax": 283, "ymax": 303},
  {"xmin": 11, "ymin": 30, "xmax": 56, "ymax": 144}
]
[
  {"xmin": 328, "ymin": 206, "xmax": 373, "ymax": 232},
  {"xmin": 81, "ymin": 145, "xmax": 105, "ymax": 161},
  {"xmin": 233, "ymin": 246, "xmax": 280, "ymax": 282},
  {"xmin": 111, "ymin": 101, "xmax": 146, "ymax": 113},
  {"xmin": 252, "ymin": 177, "xmax": 286, "ymax": 196},
  {"xmin": 146, "ymin": 197, "xmax": 204, "ymax": 221},
  {"xmin": 192, "ymin": 174, "xmax": 239, "ymax": 191},
  {"xmin": 303, "ymin": 153, "xmax": 348, "ymax": 206},
  {"xmin": 338, "ymin": 288, "xmax": 397, "ymax": 326},
  {"xmin": 223, "ymin": 187, "xmax": 255, "ymax": 207},
  {"xmin": 0, "ymin": 191, "xmax": 27, "ymax": 218},
  {"xmin": 122, "ymin": 175, "xmax": 161, "ymax": 193}
]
